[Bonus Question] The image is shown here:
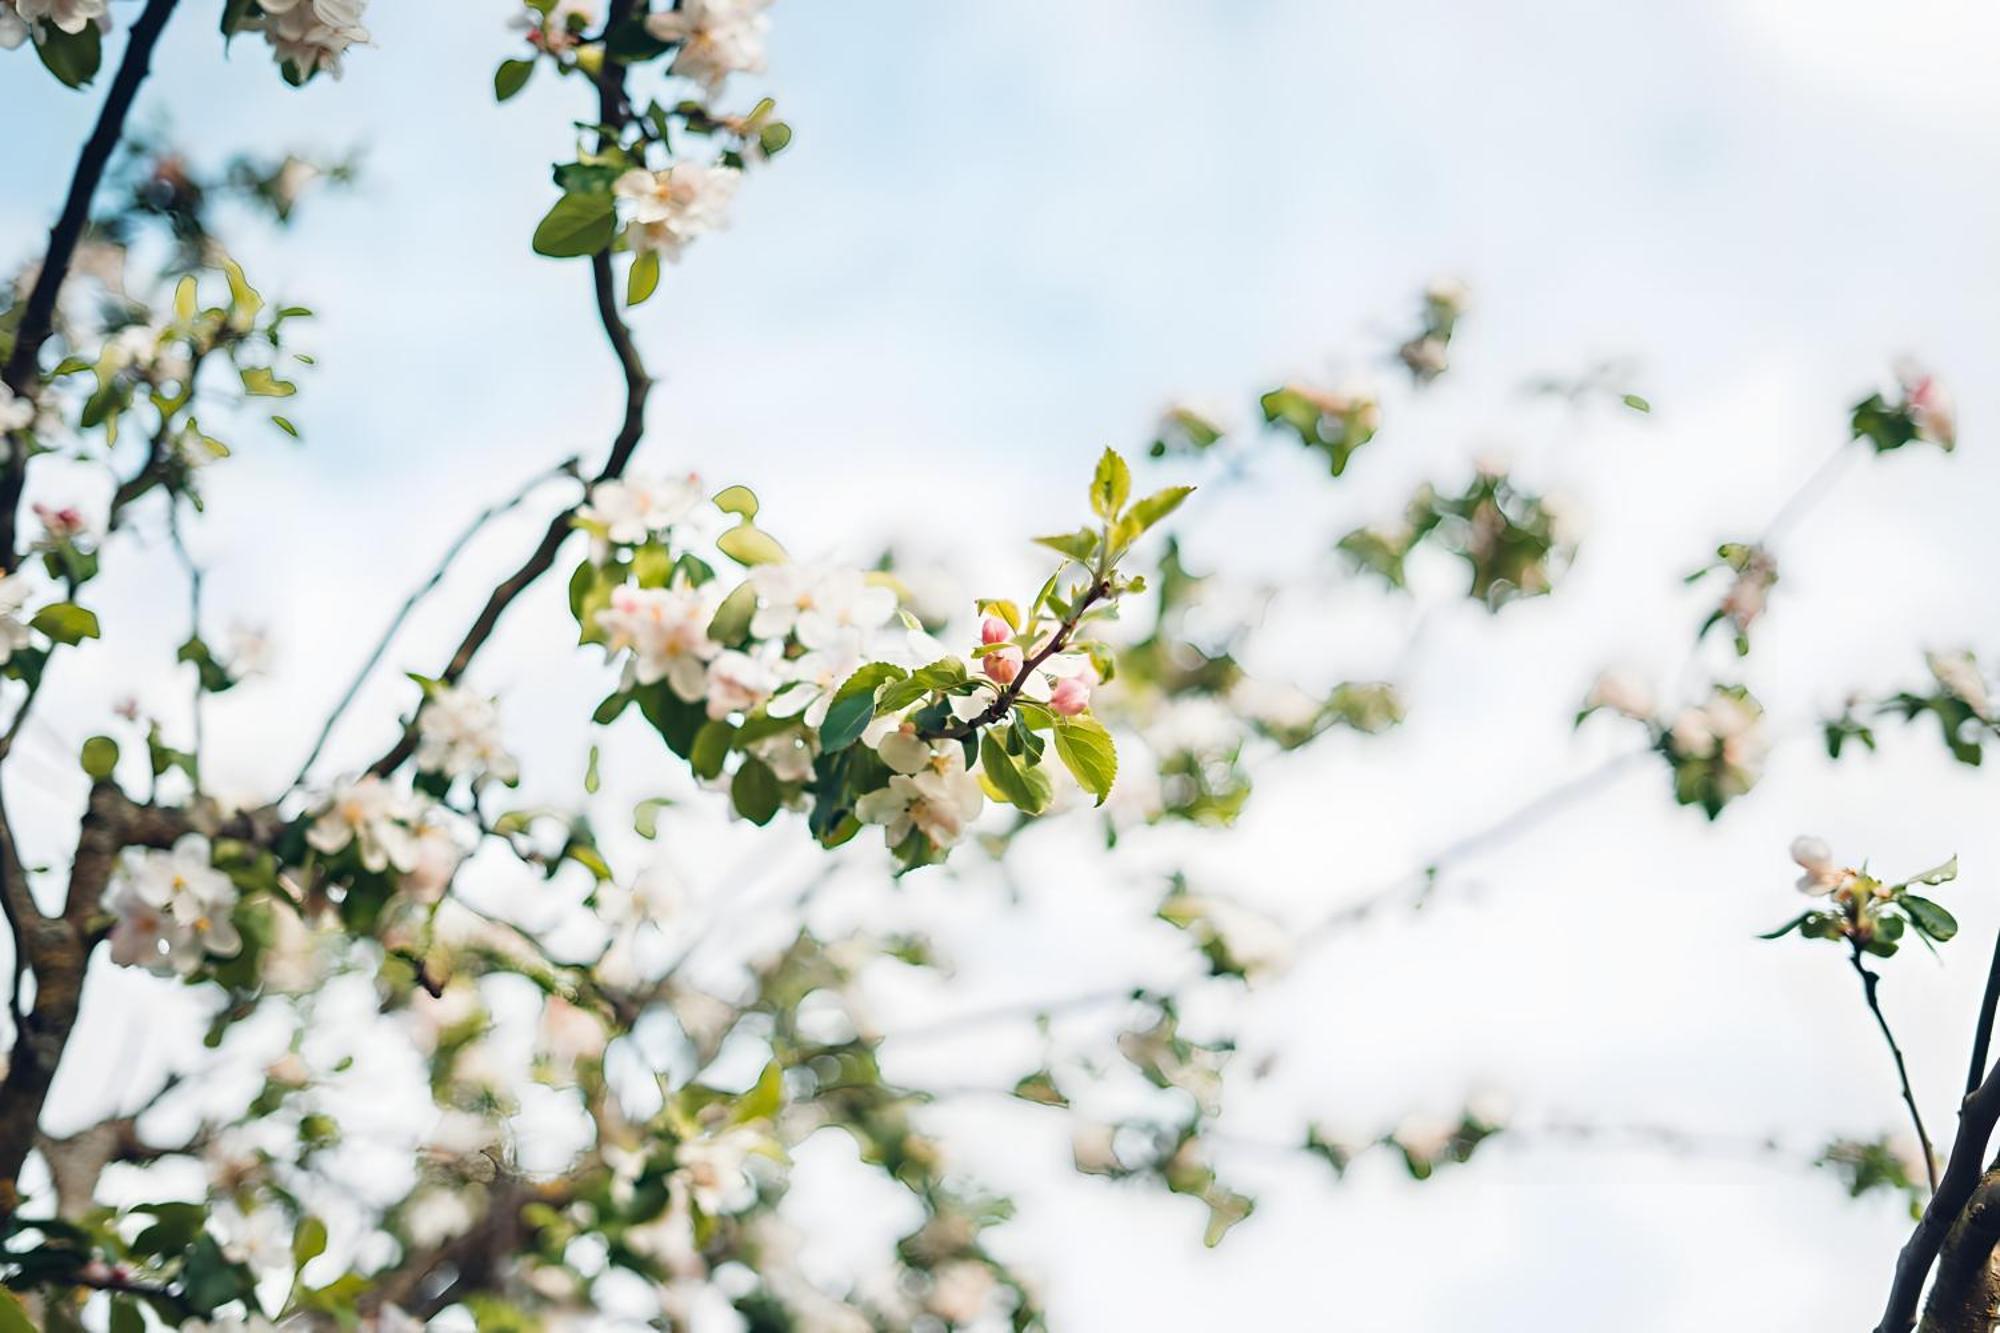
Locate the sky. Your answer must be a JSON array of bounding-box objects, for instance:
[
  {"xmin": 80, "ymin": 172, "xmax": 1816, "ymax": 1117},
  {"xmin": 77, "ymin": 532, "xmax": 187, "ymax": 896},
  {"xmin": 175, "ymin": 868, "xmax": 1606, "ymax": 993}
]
[{"xmin": 9, "ymin": 1, "xmax": 2000, "ymax": 1329}]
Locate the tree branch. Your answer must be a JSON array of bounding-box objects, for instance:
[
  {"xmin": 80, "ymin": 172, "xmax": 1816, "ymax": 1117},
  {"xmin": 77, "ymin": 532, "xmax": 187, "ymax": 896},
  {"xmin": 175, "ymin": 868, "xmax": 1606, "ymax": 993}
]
[
  {"xmin": 1, "ymin": 0, "xmax": 182, "ymax": 571},
  {"xmin": 1851, "ymin": 942, "xmax": 1940, "ymax": 1194},
  {"xmin": 1875, "ymin": 1063, "xmax": 2000, "ymax": 1331},
  {"xmin": 1968, "ymin": 926, "xmax": 2000, "ymax": 1100},
  {"xmin": 922, "ymin": 577, "xmax": 1111, "ymax": 743},
  {"xmin": 365, "ymin": 1, "xmax": 650, "ymax": 779},
  {"xmin": 289, "ymin": 455, "xmax": 580, "ymax": 789}
]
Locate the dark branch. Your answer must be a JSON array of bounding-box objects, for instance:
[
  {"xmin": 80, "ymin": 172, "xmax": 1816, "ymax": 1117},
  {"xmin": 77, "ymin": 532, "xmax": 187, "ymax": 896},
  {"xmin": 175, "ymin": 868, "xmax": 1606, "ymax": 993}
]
[
  {"xmin": 1851, "ymin": 942, "xmax": 1940, "ymax": 1194},
  {"xmin": 1877, "ymin": 1066, "xmax": 2000, "ymax": 1333},
  {"xmin": 1, "ymin": 0, "xmax": 182, "ymax": 571},
  {"xmin": 365, "ymin": 0, "xmax": 650, "ymax": 779},
  {"xmin": 1968, "ymin": 926, "xmax": 2000, "ymax": 1100},
  {"xmin": 290, "ymin": 455, "xmax": 580, "ymax": 789}
]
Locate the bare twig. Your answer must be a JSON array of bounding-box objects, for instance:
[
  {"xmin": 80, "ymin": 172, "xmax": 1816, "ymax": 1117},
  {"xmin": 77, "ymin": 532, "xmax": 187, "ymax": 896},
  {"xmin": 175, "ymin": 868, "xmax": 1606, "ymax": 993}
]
[
  {"xmin": 1300, "ymin": 747, "xmax": 1652, "ymax": 943},
  {"xmin": 1, "ymin": 0, "xmax": 182, "ymax": 570},
  {"xmin": 1849, "ymin": 942, "xmax": 1940, "ymax": 1195},
  {"xmin": 289, "ymin": 455, "xmax": 580, "ymax": 789}
]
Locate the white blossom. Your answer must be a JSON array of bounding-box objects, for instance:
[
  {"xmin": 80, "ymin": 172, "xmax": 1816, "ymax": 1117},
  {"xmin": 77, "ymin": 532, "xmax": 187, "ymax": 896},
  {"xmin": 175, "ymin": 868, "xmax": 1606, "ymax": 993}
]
[
  {"xmin": 854, "ymin": 745, "xmax": 984, "ymax": 849},
  {"xmin": 597, "ymin": 583, "xmax": 720, "ymax": 700},
  {"xmin": 14, "ymin": 0, "xmax": 104, "ymax": 36},
  {"xmin": 0, "ymin": 5, "xmax": 28, "ymax": 48},
  {"xmin": 416, "ymin": 683, "xmax": 519, "ymax": 782},
  {"xmin": 1928, "ymin": 649, "xmax": 1990, "ymax": 720},
  {"xmin": 644, "ymin": 0, "xmax": 771, "ymax": 91},
  {"xmin": 579, "ymin": 473, "xmax": 705, "ymax": 547},
  {"xmin": 1790, "ymin": 835, "xmax": 1854, "ymax": 896},
  {"xmin": 704, "ymin": 647, "xmax": 778, "ymax": 719},
  {"xmin": 616, "ymin": 162, "xmax": 740, "ymax": 260},
  {"xmin": 0, "ymin": 574, "xmax": 31, "ymax": 664},
  {"xmin": 254, "ymin": 0, "xmax": 370, "ymax": 80},
  {"xmin": 307, "ymin": 774, "xmax": 426, "ymax": 874},
  {"xmin": 674, "ymin": 1125, "xmax": 767, "ymax": 1214},
  {"xmin": 0, "ymin": 383, "xmax": 32, "ymax": 433},
  {"xmin": 1583, "ymin": 668, "xmax": 1654, "ymax": 721},
  {"xmin": 105, "ymin": 834, "xmax": 241, "ymax": 975}
]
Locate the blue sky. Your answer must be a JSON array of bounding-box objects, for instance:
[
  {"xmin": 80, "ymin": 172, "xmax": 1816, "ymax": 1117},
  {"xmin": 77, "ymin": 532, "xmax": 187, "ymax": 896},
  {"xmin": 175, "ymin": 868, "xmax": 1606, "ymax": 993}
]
[{"xmin": 10, "ymin": 2, "xmax": 2000, "ymax": 1328}]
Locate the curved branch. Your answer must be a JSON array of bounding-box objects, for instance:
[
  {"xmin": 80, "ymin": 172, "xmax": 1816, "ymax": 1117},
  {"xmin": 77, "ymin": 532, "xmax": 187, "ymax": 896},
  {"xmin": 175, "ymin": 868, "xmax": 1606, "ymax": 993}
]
[
  {"xmin": 366, "ymin": 1, "xmax": 649, "ymax": 779},
  {"xmin": 1, "ymin": 0, "xmax": 182, "ymax": 570}
]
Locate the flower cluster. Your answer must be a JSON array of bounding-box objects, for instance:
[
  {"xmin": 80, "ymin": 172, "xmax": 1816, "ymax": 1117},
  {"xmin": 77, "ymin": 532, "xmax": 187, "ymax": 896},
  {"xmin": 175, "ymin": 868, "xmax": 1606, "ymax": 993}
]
[
  {"xmin": 1578, "ymin": 673, "xmax": 1767, "ymax": 819},
  {"xmin": 105, "ymin": 835, "xmax": 242, "ymax": 976},
  {"xmin": 1261, "ymin": 381, "xmax": 1382, "ymax": 476},
  {"xmin": 247, "ymin": 0, "xmax": 371, "ymax": 82},
  {"xmin": 644, "ymin": 0, "xmax": 772, "ymax": 92},
  {"xmin": 1398, "ymin": 276, "xmax": 1469, "ymax": 384},
  {"xmin": 1765, "ymin": 837, "xmax": 1958, "ymax": 958},
  {"xmin": 576, "ymin": 451, "xmax": 1168, "ymax": 866},
  {"xmin": 414, "ymin": 682, "xmax": 519, "ymax": 784},
  {"xmin": 1339, "ymin": 464, "xmax": 1575, "ymax": 610},
  {"xmin": 614, "ymin": 160, "xmax": 742, "ymax": 261},
  {"xmin": 1852, "ymin": 364, "xmax": 1956, "ymax": 454},
  {"xmin": 1693, "ymin": 541, "xmax": 1779, "ymax": 655}
]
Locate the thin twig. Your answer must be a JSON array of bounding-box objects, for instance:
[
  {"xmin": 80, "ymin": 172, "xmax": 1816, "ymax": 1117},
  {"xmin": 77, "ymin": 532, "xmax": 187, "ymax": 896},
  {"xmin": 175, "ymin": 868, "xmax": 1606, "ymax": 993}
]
[
  {"xmin": 289, "ymin": 456, "xmax": 579, "ymax": 789},
  {"xmin": 0, "ymin": 0, "xmax": 183, "ymax": 570},
  {"xmin": 1300, "ymin": 747, "xmax": 1652, "ymax": 943},
  {"xmin": 1850, "ymin": 940, "xmax": 1940, "ymax": 1194},
  {"xmin": 922, "ymin": 576, "xmax": 1112, "ymax": 742}
]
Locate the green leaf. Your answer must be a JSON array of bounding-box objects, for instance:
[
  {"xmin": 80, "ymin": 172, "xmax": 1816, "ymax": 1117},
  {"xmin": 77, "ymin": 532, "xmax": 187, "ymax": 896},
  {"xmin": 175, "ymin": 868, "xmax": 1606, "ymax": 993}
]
[
  {"xmin": 494, "ymin": 57, "xmax": 535, "ymax": 101},
  {"xmin": 31, "ymin": 602, "xmax": 99, "ymax": 645},
  {"xmin": 633, "ymin": 796, "xmax": 673, "ymax": 838},
  {"xmin": 820, "ymin": 663, "xmax": 907, "ymax": 752},
  {"xmin": 707, "ymin": 580, "xmax": 757, "ymax": 646},
  {"xmin": 1622, "ymin": 393, "xmax": 1651, "ymax": 414},
  {"xmin": 1125, "ymin": 485, "xmax": 1194, "ymax": 538},
  {"xmin": 80, "ymin": 735, "xmax": 119, "ymax": 781},
  {"xmin": 730, "ymin": 1060, "xmax": 784, "ymax": 1124},
  {"xmin": 1757, "ymin": 912, "xmax": 1813, "ymax": 941},
  {"xmin": 240, "ymin": 365, "xmax": 296, "ymax": 397},
  {"xmin": 0, "ymin": 1289, "xmax": 34, "ymax": 1333},
  {"xmin": 106, "ymin": 1296, "xmax": 143, "ymax": 1333},
  {"xmin": 1052, "ymin": 715, "xmax": 1117, "ymax": 805},
  {"xmin": 627, "ymin": 248, "xmax": 661, "ymax": 306},
  {"xmin": 980, "ymin": 732, "xmax": 1051, "ymax": 814},
  {"xmin": 1090, "ymin": 447, "xmax": 1132, "ymax": 520},
  {"xmin": 35, "ymin": 20, "xmax": 101, "ymax": 88},
  {"xmin": 717, "ymin": 524, "xmax": 787, "ymax": 566},
  {"xmin": 713, "ymin": 484, "xmax": 759, "ymax": 519},
  {"xmin": 691, "ymin": 718, "xmax": 736, "ymax": 780},
  {"xmin": 1902, "ymin": 894, "xmax": 1959, "ymax": 942},
  {"xmin": 531, "ymin": 191, "xmax": 617, "ymax": 259},
  {"xmin": 1034, "ymin": 528, "xmax": 1099, "ymax": 563},
  {"xmin": 1904, "ymin": 856, "xmax": 1959, "ymax": 889},
  {"xmin": 731, "ymin": 756, "xmax": 782, "ymax": 825},
  {"xmin": 293, "ymin": 1215, "xmax": 329, "ymax": 1270}
]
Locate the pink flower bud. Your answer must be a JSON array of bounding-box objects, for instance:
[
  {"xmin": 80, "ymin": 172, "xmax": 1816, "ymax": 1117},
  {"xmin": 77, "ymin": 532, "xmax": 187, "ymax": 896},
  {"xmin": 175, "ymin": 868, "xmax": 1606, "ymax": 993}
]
[
  {"xmin": 983, "ymin": 645, "xmax": 1024, "ymax": 685},
  {"xmin": 980, "ymin": 616, "xmax": 1011, "ymax": 646},
  {"xmin": 1048, "ymin": 676, "xmax": 1091, "ymax": 716}
]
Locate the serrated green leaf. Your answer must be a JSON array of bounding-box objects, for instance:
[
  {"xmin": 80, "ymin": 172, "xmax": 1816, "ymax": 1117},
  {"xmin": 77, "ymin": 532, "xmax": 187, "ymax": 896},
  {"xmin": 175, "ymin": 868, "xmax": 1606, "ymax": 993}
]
[
  {"xmin": 1090, "ymin": 447, "xmax": 1131, "ymax": 520},
  {"xmin": 980, "ymin": 731, "xmax": 1051, "ymax": 814},
  {"xmin": 1902, "ymin": 894, "xmax": 1959, "ymax": 942},
  {"xmin": 1052, "ymin": 714, "xmax": 1116, "ymax": 805}
]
